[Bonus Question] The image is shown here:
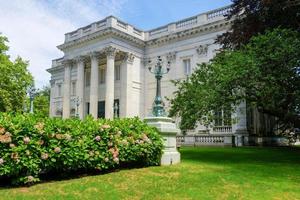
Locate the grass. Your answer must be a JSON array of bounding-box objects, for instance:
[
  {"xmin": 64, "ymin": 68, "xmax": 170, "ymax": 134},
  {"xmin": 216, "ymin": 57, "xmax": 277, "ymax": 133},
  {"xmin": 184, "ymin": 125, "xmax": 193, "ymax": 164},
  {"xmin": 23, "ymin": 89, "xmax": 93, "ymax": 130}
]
[{"xmin": 1, "ymin": 147, "xmax": 300, "ymax": 200}]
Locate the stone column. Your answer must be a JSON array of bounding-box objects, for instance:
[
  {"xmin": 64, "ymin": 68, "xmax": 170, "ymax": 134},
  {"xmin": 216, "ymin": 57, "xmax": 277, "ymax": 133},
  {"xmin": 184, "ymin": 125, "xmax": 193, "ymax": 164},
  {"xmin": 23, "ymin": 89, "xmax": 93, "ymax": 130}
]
[
  {"xmin": 89, "ymin": 52, "xmax": 100, "ymax": 119},
  {"xmin": 49, "ymin": 80, "xmax": 55, "ymax": 117},
  {"xmin": 62, "ymin": 60, "xmax": 72, "ymax": 119},
  {"xmin": 234, "ymin": 100, "xmax": 249, "ymax": 146},
  {"xmin": 120, "ymin": 52, "xmax": 135, "ymax": 117},
  {"xmin": 76, "ymin": 56, "xmax": 85, "ymax": 119},
  {"xmin": 104, "ymin": 46, "xmax": 117, "ymax": 119}
]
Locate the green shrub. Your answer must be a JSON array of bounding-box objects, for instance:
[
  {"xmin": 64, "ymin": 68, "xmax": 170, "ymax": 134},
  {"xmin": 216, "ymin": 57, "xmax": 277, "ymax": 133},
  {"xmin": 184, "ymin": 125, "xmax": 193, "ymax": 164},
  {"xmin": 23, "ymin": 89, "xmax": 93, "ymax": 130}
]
[{"xmin": 0, "ymin": 113, "xmax": 163, "ymax": 185}]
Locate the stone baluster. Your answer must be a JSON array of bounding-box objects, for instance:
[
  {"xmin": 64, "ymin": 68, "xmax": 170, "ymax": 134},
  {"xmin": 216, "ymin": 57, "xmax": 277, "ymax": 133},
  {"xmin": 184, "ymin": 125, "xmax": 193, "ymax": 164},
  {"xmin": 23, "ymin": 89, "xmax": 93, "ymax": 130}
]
[{"xmin": 104, "ymin": 46, "xmax": 117, "ymax": 119}]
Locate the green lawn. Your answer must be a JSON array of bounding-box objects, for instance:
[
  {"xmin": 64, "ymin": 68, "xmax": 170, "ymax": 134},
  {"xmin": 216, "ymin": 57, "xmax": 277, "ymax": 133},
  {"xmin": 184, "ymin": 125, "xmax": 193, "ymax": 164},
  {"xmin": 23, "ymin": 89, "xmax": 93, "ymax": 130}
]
[{"xmin": 1, "ymin": 147, "xmax": 300, "ymax": 200}]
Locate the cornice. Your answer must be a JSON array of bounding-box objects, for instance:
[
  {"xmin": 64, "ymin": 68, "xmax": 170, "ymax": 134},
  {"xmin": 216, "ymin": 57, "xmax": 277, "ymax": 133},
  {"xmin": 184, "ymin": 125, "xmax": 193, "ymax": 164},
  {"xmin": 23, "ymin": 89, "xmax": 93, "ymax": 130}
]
[
  {"xmin": 58, "ymin": 27, "xmax": 145, "ymax": 51},
  {"xmin": 146, "ymin": 19, "xmax": 232, "ymax": 47},
  {"xmin": 57, "ymin": 19, "xmax": 232, "ymax": 52},
  {"xmin": 47, "ymin": 65, "xmax": 64, "ymax": 73}
]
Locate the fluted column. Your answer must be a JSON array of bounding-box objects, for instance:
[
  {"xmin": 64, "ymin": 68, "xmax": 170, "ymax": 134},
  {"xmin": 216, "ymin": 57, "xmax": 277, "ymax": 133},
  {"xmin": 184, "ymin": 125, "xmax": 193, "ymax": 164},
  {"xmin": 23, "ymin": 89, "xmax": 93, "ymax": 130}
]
[
  {"xmin": 89, "ymin": 52, "xmax": 100, "ymax": 118},
  {"xmin": 49, "ymin": 80, "xmax": 55, "ymax": 117},
  {"xmin": 62, "ymin": 60, "xmax": 72, "ymax": 119},
  {"xmin": 104, "ymin": 46, "xmax": 117, "ymax": 119},
  {"xmin": 76, "ymin": 56, "xmax": 85, "ymax": 119},
  {"xmin": 120, "ymin": 52, "xmax": 135, "ymax": 117}
]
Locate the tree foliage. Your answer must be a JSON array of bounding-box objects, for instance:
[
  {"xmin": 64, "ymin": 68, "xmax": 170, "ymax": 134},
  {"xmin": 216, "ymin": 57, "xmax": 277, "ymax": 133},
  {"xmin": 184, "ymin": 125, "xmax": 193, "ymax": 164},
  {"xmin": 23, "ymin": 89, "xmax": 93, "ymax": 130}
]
[
  {"xmin": 169, "ymin": 29, "xmax": 300, "ymax": 131},
  {"xmin": 0, "ymin": 34, "xmax": 33, "ymax": 112},
  {"xmin": 217, "ymin": 0, "xmax": 300, "ymax": 49},
  {"xmin": 29, "ymin": 86, "xmax": 50, "ymax": 118}
]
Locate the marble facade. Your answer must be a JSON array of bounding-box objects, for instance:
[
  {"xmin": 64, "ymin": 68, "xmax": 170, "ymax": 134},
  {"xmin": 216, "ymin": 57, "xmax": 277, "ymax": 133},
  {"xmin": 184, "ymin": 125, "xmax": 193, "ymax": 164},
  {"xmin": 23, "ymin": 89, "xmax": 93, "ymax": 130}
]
[{"xmin": 47, "ymin": 5, "xmax": 248, "ymax": 135}]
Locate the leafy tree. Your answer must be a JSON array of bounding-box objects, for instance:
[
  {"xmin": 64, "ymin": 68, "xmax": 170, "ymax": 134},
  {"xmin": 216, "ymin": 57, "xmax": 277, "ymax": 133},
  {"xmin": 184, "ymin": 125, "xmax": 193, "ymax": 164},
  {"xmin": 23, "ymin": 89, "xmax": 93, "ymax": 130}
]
[
  {"xmin": 0, "ymin": 34, "xmax": 33, "ymax": 112},
  {"xmin": 169, "ymin": 29, "xmax": 300, "ymax": 131},
  {"xmin": 32, "ymin": 86, "xmax": 50, "ymax": 117},
  {"xmin": 217, "ymin": 0, "xmax": 300, "ymax": 49}
]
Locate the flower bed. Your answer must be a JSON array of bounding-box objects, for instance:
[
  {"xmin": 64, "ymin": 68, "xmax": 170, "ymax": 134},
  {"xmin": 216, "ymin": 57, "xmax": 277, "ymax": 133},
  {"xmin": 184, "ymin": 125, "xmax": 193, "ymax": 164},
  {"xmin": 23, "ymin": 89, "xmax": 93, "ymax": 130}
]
[{"xmin": 0, "ymin": 113, "xmax": 163, "ymax": 185}]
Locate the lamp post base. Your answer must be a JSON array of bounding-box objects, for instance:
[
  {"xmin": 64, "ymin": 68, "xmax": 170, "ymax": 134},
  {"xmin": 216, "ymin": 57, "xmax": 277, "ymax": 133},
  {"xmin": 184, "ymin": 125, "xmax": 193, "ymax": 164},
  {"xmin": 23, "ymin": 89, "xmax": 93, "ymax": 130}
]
[{"xmin": 144, "ymin": 116, "xmax": 181, "ymax": 166}]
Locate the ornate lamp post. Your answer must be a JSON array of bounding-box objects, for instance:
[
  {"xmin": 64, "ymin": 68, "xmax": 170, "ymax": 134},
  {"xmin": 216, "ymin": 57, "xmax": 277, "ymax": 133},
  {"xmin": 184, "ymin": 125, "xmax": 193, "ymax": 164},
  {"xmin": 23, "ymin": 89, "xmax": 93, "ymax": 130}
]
[
  {"xmin": 72, "ymin": 96, "xmax": 81, "ymax": 118},
  {"xmin": 113, "ymin": 102, "xmax": 119, "ymax": 118},
  {"xmin": 27, "ymin": 86, "xmax": 37, "ymax": 114},
  {"xmin": 148, "ymin": 56, "xmax": 171, "ymax": 117},
  {"xmin": 145, "ymin": 55, "xmax": 181, "ymax": 165}
]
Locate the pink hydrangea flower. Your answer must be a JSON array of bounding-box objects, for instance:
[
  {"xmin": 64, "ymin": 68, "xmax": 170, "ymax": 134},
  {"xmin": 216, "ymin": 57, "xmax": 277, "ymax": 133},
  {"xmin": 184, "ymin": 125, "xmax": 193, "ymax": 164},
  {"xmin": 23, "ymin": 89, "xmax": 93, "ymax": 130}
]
[
  {"xmin": 101, "ymin": 124, "xmax": 111, "ymax": 129},
  {"xmin": 113, "ymin": 157, "xmax": 119, "ymax": 163},
  {"xmin": 54, "ymin": 147, "xmax": 61, "ymax": 153},
  {"xmin": 41, "ymin": 153, "xmax": 49, "ymax": 160},
  {"xmin": 23, "ymin": 137, "xmax": 30, "ymax": 144},
  {"xmin": 27, "ymin": 176, "xmax": 34, "ymax": 183},
  {"xmin": 0, "ymin": 127, "xmax": 5, "ymax": 134},
  {"xmin": 95, "ymin": 135, "xmax": 101, "ymax": 142},
  {"xmin": 0, "ymin": 158, "xmax": 4, "ymax": 165},
  {"xmin": 65, "ymin": 134, "xmax": 72, "ymax": 141}
]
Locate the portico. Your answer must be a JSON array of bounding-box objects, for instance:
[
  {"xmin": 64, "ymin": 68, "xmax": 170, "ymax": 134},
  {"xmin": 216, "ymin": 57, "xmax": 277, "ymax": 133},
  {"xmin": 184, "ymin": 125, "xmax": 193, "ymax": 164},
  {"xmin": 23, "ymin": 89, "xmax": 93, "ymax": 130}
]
[{"xmin": 60, "ymin": 46, "xmax": 135, "ymax": 119}]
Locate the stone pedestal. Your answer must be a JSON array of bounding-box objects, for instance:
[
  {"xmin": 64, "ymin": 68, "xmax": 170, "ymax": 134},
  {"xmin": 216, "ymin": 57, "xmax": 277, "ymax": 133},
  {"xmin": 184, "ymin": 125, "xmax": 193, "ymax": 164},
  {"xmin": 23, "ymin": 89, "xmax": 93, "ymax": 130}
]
[{"xmin": 145, "ymin": 117, "xmax": 181, "ymax": 165}]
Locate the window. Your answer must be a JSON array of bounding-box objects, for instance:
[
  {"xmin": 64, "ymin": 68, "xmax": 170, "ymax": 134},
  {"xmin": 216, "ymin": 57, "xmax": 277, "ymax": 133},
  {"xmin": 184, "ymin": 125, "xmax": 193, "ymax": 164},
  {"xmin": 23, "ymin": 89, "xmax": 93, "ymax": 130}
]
[
  {"xmin": 100, "ymin": 68, "xmax": 106, "ymax": 84},
  {"xmin": 85, "ymin": 70, "xmax": 91, "ymax": 86},
  {"xmin": 71, "ymin": 81, "xmax": 76, "ymax": 96},
  {"xmin": 183, "ymin": 59, "xmax": 191, "ymax": 75},
  {"xmin": 57, "ymin": 84, "xmax": 62, "ymax": 97},
  {"xmin": 214, "ymin": 108, "xmax": 231, "ymax": 126},
  {"xmin": 115, "ymin": 65, "xmax": 120, "ymax": 81}
]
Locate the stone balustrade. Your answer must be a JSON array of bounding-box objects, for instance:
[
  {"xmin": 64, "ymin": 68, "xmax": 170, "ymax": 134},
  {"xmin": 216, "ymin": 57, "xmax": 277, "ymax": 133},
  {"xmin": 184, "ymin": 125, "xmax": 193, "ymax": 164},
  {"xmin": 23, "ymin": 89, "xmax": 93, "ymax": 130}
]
[
  {"xmin": 177, "ymin": 134, "xmax": 234, "ymax": 147},
  {"xmin": 64, "ymin": 5, "xmax": 231, "ymax": 43},
  {"xmin": 213, "ymin": 126, "xmax": 232, "ymax": 133}
]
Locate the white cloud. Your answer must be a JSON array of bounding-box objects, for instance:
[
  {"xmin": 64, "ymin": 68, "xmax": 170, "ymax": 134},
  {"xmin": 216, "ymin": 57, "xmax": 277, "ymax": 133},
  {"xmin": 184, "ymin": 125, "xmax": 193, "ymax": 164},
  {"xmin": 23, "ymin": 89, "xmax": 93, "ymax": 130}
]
[{"xmin": 0, "ymin": 0, "xmax": 127, "ymax": 88}]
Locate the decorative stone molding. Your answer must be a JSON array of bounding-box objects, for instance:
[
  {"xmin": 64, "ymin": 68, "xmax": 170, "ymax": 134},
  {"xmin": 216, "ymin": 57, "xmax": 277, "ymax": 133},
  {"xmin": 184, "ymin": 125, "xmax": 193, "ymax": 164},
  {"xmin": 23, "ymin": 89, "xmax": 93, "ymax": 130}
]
[
  {"xmin": 49, "ymin": 79, "xmax": 56, "ymax": 86},
  {"xmin": 88, "ymin": 51, "xmax": 101, "ymax": 59},
  {"xmin": 123, "ymin": 52, "xmax": 135, "ymax": 64},
  {"xmin": 103, "ymin": 46, "xmax": 118, "ymax": 59},
  {"xmin": 74, "ymin": 55, "xmax": 85, "ymax": 63},
  {"xmin": 62, "ymin": 59, "xmax": 73, "ymax": 66},
  {"xmin": 196, "ymin": 44, "xmax": 209, "ymax": 56},
  {"xmin": 142, "ymin": 57, "xmax": 151, "ymax": 66},
  {"xmin": 166, "ymin": 51, "xmax": 177, "ymax": 63}
]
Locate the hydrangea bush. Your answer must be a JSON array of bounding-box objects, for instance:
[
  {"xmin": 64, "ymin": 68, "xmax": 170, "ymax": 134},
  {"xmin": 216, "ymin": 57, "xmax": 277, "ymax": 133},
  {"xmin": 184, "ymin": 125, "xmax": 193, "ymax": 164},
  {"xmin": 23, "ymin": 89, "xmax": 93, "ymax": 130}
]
[{"xmin": 0, "ymin": 113, "xmax": 163, "ymax": 185}]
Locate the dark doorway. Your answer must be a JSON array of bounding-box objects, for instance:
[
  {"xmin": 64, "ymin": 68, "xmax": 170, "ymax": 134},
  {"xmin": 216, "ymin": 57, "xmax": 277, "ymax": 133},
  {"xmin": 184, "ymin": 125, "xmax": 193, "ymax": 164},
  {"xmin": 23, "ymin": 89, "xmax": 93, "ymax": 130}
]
[
  {"xmin": 98, "ymin": 101, "xmax": 105, "ymax": 118},
  {"xmin": 86, "ymin": 102, "xmax": 90, "ymax": 115}
]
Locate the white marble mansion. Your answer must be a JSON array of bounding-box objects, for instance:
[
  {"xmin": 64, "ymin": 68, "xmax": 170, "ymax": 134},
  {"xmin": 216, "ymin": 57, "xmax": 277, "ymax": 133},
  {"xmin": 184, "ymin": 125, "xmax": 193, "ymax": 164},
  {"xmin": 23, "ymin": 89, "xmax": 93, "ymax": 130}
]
[{"xmin": 47, "ymin": 5, "xmax": 248, "ymax": 135}]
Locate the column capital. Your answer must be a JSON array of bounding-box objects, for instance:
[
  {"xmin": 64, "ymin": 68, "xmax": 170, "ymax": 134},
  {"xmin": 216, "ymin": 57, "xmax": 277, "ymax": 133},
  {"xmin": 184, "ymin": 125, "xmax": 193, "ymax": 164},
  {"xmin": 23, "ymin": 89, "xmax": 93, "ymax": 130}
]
[
  {"xmin": 104, "ymin": 46, "xmax": 118, "ymax": 59},
  {"xmin": 75, "ymin": 55, "xmax": 85, "ymax": 63},
  {"xmin": 123, "ymin": 52, "xmax": 135, "ymax": 64},
  {"xmin": 88, "ymin": 51, "xmax": 101, "ymax": 60}
]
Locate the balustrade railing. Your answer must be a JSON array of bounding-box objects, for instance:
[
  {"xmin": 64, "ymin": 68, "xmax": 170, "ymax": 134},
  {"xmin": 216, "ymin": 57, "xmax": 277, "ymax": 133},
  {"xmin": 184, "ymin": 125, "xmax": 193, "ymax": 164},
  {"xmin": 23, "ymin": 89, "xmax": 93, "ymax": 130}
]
[
  {"xmin": 176, "ymin": 16, "xmax": 198, "ymax": 28},
  {"xmin": 149, "ymin": 26, "xmax": 168, "ymax": 36},
  {"xmin": 207, "ymin": 6, "xmax": 231, "ymax": 20},
  {"xmin": 64, "ymin": 6, "xmax": 231, "ymax": 42},
  {"xmin": 117, "ymin": 20, "xmax": 127, "ymax": 29},
  {"xmin": 177, "ymin": 134, "xmax": 232, "ymax": 146},
  {"xmin": 213, "ymin": 126, "xmax": 232, "ymax": 133}
]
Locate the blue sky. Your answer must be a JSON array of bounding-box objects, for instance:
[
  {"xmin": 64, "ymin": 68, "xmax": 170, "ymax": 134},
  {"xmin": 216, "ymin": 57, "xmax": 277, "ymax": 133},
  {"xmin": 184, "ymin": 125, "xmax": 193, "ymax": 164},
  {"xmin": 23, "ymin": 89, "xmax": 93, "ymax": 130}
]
[{"xmin": 0, "ymin": 0, "xmax": 231, "ymax": 88}]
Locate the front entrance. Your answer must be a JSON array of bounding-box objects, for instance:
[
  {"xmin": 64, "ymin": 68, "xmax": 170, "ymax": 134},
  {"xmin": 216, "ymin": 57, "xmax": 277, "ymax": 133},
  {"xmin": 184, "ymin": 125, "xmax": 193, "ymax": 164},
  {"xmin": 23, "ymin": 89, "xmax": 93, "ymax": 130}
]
[
  {"xmin": 98, "ymin": 101, "xmax": 105, "ymax": 118},
  {"xmin": 86, "ymin": 100, "xmax": 120, "ymax": 118}
]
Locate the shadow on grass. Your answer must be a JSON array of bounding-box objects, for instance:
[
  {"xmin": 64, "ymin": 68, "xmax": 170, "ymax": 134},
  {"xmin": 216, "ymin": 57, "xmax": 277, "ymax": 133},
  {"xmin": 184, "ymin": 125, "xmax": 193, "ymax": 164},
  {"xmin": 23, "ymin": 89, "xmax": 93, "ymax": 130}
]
[
  {"xmin": 180, "ymin": 146, "xmax": 300, "ymax": 165},
  {"xmin": 0, "ymin": 161, "xmax": 158, "ymax": 189}
]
